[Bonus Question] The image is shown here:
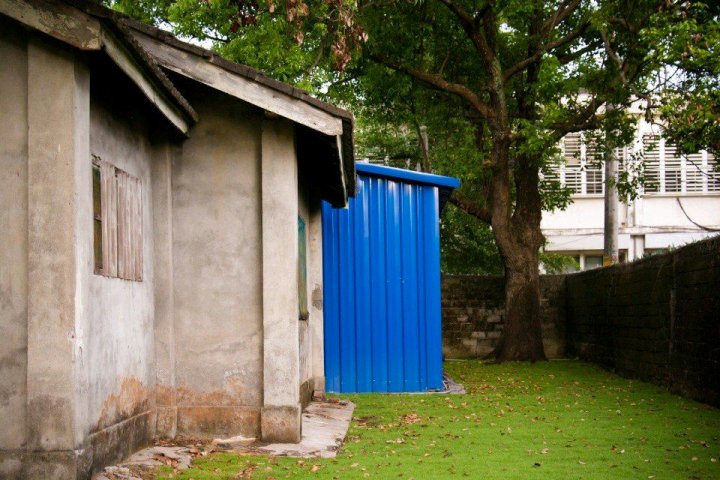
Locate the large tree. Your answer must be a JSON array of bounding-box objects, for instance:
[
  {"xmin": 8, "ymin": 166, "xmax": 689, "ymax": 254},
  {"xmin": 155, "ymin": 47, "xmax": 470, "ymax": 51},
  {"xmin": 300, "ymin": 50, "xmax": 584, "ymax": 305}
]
[
  {"xmin": 335, "ymin": 0, "xmax": 660, "ymax": 361},
  {"xmin": 114, "ymin": 0, "xmax": 677, "ymax": 361}
]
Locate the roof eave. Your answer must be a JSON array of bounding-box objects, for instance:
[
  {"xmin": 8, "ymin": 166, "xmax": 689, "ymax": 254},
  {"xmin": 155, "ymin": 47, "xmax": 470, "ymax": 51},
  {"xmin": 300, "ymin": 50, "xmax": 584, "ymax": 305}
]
[{"xmin": 0, "ymin": 0, "xmax": 197, "ymax": 134}]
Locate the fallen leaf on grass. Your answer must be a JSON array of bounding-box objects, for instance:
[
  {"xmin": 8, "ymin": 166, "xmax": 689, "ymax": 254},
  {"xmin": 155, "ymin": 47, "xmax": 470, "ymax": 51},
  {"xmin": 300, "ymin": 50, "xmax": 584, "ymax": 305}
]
[{"xmin": 400, "ymin": 413, "xmax": 421, "ymax": 424}]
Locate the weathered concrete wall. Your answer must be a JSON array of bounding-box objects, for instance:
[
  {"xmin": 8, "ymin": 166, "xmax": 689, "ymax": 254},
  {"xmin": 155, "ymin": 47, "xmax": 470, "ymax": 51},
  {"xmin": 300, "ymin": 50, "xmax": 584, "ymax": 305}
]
[
  {"xmin": 1, "ymin": 19, "xmax": 330, "ymax": 476},
  {"xmin": 261, "ymin": 118, "xmax": 302, "ymax": 442},
  {"xmin": 169, "ymin": 83, "xmax": 264, "ymax": 438},
  {"xmin": 566, "ymin": 235, "xmax": 720, "ymax": 407},
  {"xmin": 0, "ymin": 28, "xmax": 175, "ymax": 477},
  {"xmin": 83, "ymin": 63, "xmax": 159, "ymax": 470},
  {"xmin": 308, "ymin": 190, "xmax": 325, "ymax": 396},
  {"xmin": 297, "ymin": 161, "xmax": 316, "ymax": 406},
  {"xmin": 23, "ymin": 35, "xmax": 90, "ymax": 479},
  {"xmin": 152, "ymin": 139, "xmax": 179, "ymax": 437},
  {"xmin": 442, "ymin": 275, "xmax": 567, "ymax": 359},
  {"xmin": 0, "ymin": 20, "xmax": 29, "ymax": 464}
]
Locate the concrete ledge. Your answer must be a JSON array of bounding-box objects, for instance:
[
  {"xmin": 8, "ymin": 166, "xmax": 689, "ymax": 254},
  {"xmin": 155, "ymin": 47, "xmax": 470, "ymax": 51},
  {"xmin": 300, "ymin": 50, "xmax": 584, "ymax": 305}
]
[
  {"xmin": 0, "ymin": 449, "xmax": 89, "ymax": 480},
  {"xmin": 87, "ymin": 410, "xmax": 154, "ymax": 476},
  {"xmin": 1, "ymin": 410, "xmax": 153, "ymax": 479},
  {"xmin": 176, "ymin": 406, "xmax": 260, "ymax": 438},
  {"xmin": 261, "ymin": 405, "xmax": 301, "ymax": 443}
]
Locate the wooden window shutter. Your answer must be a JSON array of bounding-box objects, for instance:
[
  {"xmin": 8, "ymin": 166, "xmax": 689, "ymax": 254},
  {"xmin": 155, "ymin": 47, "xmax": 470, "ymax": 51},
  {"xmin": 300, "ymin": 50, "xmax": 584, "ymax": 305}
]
[
  {"xmin": 118, "ymin": 171, "xmax": 129, "ymax": 280},
  {"xmin": 133, "ymin": 176, "xmax": 143, "ymax": 281},
  {"xmin": 116, "ymin": 170, "xmax": 142, "ymax": 280},
  {"xmin": 101, "ymin": 160, "xmax": 118, "ymax": 277},
  {"xmin": 93, "ymin": 156, "xmax": 142, "ymax": 281}
]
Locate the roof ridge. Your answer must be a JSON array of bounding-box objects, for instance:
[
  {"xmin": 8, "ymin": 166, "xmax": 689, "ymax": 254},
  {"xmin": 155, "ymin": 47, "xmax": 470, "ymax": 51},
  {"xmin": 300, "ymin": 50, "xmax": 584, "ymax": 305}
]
[
  {"xmin": 63, "ymin": 0, "xmax": 353, "ymax": 121},
  {"xmin": 103, "ymin": 18, "xmax": 198, "ymax": 122}
]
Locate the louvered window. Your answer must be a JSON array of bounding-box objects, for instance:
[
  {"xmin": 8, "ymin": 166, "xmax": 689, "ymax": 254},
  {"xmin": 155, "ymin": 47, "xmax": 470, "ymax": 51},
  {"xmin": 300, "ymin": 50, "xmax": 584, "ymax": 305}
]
[
  {"xmin": 641, "ymin": 137, "xmax": 716, "ymax": 194},
  {"xmin": 562, "ymin": 133, "xmax": 583, "ymax": 194},
  {"xmin": 664, "ymin": 143, "xmax": 683, "ymax": 193},
  {"xmin": 584, "ymin": 137, "xmax": 604, "ymax": 195},
  {"xmin": 560, "ymin": 132, "xmax": 605, "ymax": 195},
  {"xmin": 585, "ymin": 170, "xmax": 603, "ymax": 194},
  {"xmin": 685, "ymin": 152, "xmax": 705, "ymax": 193},
  {"xmin": 564, "ymin": 133, "xmax": 582, "ymax": 166},
  {"xmin": 642, "ymin": 135, "xmax": 661, "ymax": 193},
  {"xmin": 552, "ymin": 132, "xmax": 718, "ymax": 196},
  {"xmin": 708, "ymin": 153, "xmax": 720, "ymax": 192},
  {"xmin": 92, "ymin": 157, "xmax": 143, "ymax": 281}
]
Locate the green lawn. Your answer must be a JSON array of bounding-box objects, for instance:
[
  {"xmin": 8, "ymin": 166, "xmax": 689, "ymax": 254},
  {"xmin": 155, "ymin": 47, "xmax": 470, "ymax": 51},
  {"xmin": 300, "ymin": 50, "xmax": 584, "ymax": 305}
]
[{"xmin": 157, "ymin": 360, "xmax": 720, "ymax": 479}]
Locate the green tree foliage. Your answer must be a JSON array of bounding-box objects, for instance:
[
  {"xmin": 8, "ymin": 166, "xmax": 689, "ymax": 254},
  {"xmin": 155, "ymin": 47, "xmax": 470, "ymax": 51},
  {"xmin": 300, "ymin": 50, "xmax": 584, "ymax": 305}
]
[
  {"xmin": 110, "ymin": 0, "xmax": 713, "ymax": 360},
  {"xmin": 646, "ymin": 1, "xmax": 720, "ymax": 156},
  {"xmin": 442, "ymin": 205, "xmax": 503, "ymax": 275},
  {"xmin": 111, "ymin": 0, "xmax": 363, "ymax": 90}
]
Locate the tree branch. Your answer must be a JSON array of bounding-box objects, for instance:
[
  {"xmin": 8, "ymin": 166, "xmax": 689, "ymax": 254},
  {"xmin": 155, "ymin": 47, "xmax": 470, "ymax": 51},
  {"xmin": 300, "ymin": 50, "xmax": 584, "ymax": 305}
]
[
  {"xmin": 599, "ymin": 28, "xmax": 654, "ymax": 105},
  {"xmin": 434, "ymin": 0, "xmax": 495, "ymax": 66},
  {"xmin": 554, "ymin": 41, "xmax": 598, "ymax": 65},
  {"xmin": 548, "ymin": 95, "xmax": 605, "ymax": 140},
  {"xmin": 503, "ymin": 21, "xmax": 589, "ymax": 82},
  {"xmin": 541, "ymin": 0, "xmax": 582, "ymax": 37},
  {"xmin": 448, "ymin": 192, "xmax": 492, "ymax": 223},
  {"xmin": 370, "ymin": 53, "xmax": 494, "ymax": 119}
]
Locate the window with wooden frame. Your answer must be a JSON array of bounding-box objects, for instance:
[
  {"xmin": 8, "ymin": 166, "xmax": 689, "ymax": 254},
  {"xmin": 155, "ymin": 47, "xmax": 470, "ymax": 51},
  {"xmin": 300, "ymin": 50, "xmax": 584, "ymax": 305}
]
[
  {"xmin": 92, "ymin": 156, "xmax": 143, "ymax": 281},
  {"xmin": 297, "ymin": 216, "xmax": 309, "ymax": 321}
]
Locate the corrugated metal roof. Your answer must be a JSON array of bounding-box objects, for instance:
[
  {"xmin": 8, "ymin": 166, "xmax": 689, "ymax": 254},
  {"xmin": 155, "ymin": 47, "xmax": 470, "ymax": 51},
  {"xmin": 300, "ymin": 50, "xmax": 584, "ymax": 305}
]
[
  {"xmin": 355, "ymin": 163, "xmax": 461, "ymax": 189},
  {"xmin": 355, "ymin": 163, "xmax": 460, "ymax": 210}
]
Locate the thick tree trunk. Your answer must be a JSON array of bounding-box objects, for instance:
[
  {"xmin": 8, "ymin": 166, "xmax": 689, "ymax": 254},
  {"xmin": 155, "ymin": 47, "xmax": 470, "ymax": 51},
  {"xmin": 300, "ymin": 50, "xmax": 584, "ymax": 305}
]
[
  {"xmin": 486, "ymin": 137, "xmax": 547, "ymax": 362},
  {"xmin": 490, "ymin": 245, "xmax": 547, "ymax": 362}
]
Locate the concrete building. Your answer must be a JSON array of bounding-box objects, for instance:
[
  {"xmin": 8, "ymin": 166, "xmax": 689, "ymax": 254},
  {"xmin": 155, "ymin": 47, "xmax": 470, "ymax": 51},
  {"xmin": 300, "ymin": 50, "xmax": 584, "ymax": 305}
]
[
  {"xmin": 0, "ymin": 0, "xmax": 354, "ymax": 478},
  {"xmin": 541, "ymin": 102, "xmax": 720, "ymax": 271}
]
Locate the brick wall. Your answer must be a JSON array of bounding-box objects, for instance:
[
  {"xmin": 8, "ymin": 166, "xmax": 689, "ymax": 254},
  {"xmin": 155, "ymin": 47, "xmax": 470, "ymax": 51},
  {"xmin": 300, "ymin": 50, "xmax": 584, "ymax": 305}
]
[
  {"xmin": 442, "ymin": 274, "xmax": 566, "ymax": 359},
  {"xmin": 566, "ymin": 235, "xmax": 720, "ymax": 406}
]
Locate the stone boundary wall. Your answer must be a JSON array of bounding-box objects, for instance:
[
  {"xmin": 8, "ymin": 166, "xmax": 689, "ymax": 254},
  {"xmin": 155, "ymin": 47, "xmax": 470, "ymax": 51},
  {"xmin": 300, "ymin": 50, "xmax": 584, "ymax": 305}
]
[
  {"xmin": 442, "ymin": 274, "xmax": 567, "ymax": 359},
  {"xmin": 442, "ymin": 235, "xmax": 720, "ymax": 407},
  {"xmin": 566, "ymin": 235, "xmax": 720, "ymax": 407}
]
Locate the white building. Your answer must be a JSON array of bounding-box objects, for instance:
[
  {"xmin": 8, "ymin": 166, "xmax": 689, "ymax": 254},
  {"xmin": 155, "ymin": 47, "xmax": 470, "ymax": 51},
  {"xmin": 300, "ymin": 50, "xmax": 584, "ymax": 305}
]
[{"xmin": 541, "ymin": 109, "xmax": 720, "ymax": 272}]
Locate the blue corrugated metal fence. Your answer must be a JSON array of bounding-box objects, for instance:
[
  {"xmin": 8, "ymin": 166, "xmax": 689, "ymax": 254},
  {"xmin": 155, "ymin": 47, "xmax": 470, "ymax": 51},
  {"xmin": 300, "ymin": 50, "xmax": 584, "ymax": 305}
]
[{"xmin": 322, "ymin": 164, "xmax": 459, "ymax": 393}]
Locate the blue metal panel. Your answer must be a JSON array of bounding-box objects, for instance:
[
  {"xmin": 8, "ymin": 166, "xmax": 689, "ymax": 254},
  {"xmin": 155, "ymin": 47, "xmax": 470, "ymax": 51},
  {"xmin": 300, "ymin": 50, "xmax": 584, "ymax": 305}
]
[
  {"xmin": 423, "ymin": 186, "xmax": 444, "ymax": 389},
  {"xmin": 368, "ymin": 177, "xmax": 388, "ymax": 392},
  {"xmin": 322, "ymin": 165, "xmax": 459, "ymax": 393}
]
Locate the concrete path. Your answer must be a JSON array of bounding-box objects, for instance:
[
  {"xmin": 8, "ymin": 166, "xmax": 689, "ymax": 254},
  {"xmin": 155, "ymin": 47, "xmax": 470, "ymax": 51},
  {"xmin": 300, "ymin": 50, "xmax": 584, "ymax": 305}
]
[
  {"xmin": 259, "ymin": 400, "xmax": 355, "ymax": 458},
  {"xmin": 227, "ymin": 400, "xmax": 355, "ymax": 459},
  {"xmin": 92, "ymin": 400, "xmax": 355, "ymax": 479},
  {"xmin": 93, "ymin": 446, "xmax": 196, "ymax": 479}
]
